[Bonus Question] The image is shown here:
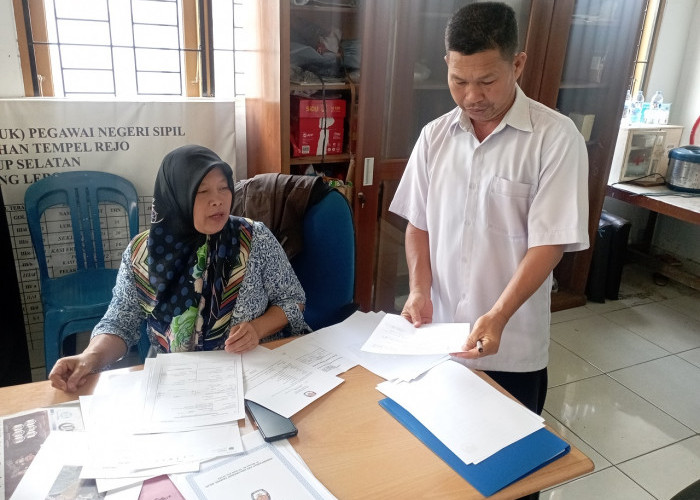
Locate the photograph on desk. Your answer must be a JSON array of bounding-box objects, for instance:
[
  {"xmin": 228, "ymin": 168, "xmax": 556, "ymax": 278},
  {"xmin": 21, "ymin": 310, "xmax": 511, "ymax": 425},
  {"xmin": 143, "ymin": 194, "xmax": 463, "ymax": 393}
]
[
  {"xmin": 0, "ymin": 404, "xmax": 83, "ymax": 500},
  {"xmin": 45, "ymin": 465, "xmax": 102, "ymax": 500}
]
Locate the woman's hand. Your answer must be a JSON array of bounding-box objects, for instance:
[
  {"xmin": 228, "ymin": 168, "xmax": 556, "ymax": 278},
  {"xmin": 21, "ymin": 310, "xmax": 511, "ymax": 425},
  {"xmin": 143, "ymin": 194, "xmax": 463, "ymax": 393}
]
[
  {"xmin": 48, "ymin": 352, "xmax": 101, "ymax": 393},
  {"xmin": 49, "ymin": 333, "xmax": 127, "ymax": 393},
  {"xmin": 225, "ymin": 322, "xmax": 261, "ymax": 353}
]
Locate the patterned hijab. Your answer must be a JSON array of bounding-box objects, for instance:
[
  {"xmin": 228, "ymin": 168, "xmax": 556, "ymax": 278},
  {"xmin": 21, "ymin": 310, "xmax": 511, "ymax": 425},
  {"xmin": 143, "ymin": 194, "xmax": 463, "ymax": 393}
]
[{"xmin": 146, "ymin": 144, "xmax": 244, "ymax": 351}]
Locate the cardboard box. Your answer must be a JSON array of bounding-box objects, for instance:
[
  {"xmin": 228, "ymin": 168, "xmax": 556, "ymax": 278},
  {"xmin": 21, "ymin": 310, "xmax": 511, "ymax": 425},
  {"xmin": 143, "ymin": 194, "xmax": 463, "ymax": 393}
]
[{"xmin": 291, "ymin": 96, "xmax": 347, "ymax": 157}]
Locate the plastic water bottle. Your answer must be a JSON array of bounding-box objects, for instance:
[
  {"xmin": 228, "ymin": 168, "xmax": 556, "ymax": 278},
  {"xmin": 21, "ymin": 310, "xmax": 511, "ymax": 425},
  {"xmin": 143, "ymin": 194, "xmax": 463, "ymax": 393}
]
[
  {"xmin": 647, "ymin": 90, "xmax": 664, "ymax": 124},
  {"xmin": 630, "ymin": 90, "xmax": 644, "ymax": 124},
  {"xmin": 621, "ymin": 89, "xmax": 632, "ymax": 125}
]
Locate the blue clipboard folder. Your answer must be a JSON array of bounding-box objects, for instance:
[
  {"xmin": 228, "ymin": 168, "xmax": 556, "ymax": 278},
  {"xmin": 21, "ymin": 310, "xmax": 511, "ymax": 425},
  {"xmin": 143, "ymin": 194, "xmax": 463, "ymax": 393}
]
[{"xmin": 379, "ymin": 397, "xmax": 570, "ymax": 497}]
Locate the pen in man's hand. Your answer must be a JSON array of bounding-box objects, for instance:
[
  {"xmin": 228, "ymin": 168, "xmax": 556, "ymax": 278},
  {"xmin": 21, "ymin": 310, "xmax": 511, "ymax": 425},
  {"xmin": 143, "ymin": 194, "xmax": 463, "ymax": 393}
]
[{"xmin": 476, "ymin": 340, "xmax": 483, "ymax": 353}]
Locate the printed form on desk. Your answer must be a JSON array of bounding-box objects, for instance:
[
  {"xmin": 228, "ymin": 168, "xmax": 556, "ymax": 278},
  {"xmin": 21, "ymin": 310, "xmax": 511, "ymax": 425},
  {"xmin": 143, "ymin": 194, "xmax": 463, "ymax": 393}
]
[
  {"xmin": 11, "ymin": 429, "xmax": 337, "ymax": 500},
  {"xmin": 170, "ymin": 430, "xmax": 337, "ymax": 500},
  {"xmin": 138, "ymin": 351, "xmax": 246, "ymax": 433},
  {"xmin": 76, "ymin": 351, "xmax": 247, "ymax": 491},
  {"xmin": 282, "ymin": 311, "xmax": 449, "ymax": 382},
  {"xmin": 377, "ymin": 360, "xmax": 544, "ymax": 465},
  {"xmin": 12, "ymin": 351, "xmax": 249, "ymax": 498},
  {"xmin": 241, "ymin": 345, "xmax": 344, "ymax": 418},
  {"xmin": 9, "ymin": 349, "xmax": 339, "ymax": 499}
]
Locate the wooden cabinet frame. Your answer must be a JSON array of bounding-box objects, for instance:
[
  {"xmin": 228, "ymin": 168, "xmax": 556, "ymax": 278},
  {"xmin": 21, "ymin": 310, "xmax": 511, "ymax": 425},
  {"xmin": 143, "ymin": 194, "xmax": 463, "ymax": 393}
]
[{"xmin": 246, "ymin": 0, "xmax": 647, "ymax": 313}]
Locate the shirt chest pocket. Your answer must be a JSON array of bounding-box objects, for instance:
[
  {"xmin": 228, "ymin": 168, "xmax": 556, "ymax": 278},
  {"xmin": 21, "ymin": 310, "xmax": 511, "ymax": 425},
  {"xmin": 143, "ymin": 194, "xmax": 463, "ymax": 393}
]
[{"xmin": 486, "ymin": 177, "xmax": 535, "ymax": 238}]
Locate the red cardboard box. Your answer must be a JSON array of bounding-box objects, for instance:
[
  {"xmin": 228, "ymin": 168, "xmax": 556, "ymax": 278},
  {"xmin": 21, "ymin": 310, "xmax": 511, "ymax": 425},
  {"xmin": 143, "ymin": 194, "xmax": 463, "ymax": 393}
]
[{"xmin": 291, "ymin": 96, "xmax": 347, "ymax": 157}]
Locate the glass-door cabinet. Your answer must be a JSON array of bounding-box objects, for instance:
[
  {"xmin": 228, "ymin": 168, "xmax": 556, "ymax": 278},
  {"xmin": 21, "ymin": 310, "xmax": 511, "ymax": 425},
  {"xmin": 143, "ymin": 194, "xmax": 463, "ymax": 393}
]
[
  {"xmin": 533, "ymin": 0, "xmax": 646, "ymax": 310},
  {"xmin": 353, "ymin": 0, "xmax": 645, "ymax": 313}
]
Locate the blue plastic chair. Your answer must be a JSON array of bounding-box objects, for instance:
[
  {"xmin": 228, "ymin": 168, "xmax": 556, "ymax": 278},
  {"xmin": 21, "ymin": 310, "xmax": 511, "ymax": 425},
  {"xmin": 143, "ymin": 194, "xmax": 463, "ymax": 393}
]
[
  {"xmin": 290, "ymin": 189, "xmax": 357, "ymax": 330},
  {"xmin": 24, "ymin": 171, "xmax": 139, "ymax": 374}
]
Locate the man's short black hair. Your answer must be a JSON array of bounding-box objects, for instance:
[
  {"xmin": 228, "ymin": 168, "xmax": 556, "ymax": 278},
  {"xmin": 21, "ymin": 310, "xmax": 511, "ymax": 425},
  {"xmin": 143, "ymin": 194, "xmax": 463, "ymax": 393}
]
[{"xmin": 445, "ymin": 2, "xmax": 518, "ymax": 59}]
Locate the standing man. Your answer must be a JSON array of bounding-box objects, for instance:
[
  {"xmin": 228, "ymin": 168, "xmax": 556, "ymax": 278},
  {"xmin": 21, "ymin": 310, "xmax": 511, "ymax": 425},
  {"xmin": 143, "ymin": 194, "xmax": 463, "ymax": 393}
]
[{"xmin": 389, "ymin": 2, "xmax": 589, "ymax": 416}]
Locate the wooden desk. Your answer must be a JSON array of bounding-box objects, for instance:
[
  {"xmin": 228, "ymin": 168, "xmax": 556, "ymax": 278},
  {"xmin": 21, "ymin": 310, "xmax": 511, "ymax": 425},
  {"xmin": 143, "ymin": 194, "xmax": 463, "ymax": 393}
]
[
  {"xmin": 605, "ymin": 183, "xmax": 700, "ymax": 290},
  {"xmin": 0, "ymin": 349, "xmax": 593, "ymax": 499},
  {"xmin": 605, "ymin": 184, "xmax": 700, "ymax": 226}
]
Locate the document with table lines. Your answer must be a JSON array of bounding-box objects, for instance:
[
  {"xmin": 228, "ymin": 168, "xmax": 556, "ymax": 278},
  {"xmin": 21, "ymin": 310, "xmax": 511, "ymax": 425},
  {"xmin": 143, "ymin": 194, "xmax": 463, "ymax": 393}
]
[
  {"xmin": 79, "ymin": 364, "xmax": 246, "ymax": 484},
  {"xmin": 298, "ymin": 310, "xmax": 449, "ymax": 382},
  {"xmin": 80, "ymin": 423, "xmax": 241, "ymax": 479},
  {"xmin": 274, "ymin": 333, "xmax": 358, "ymax": 376},
  {"xmin": 138, "ymin": 351, "xmax": 246, "ymax": 433},
  {"xmin": 242, "ymin": 346, "xmax": 344, "ymax": 418}
]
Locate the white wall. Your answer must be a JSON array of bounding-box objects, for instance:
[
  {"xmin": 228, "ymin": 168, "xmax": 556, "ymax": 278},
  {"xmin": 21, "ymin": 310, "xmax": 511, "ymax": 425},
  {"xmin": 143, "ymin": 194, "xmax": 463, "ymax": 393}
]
[
  {"xmin": 1, "ymin": 0, "xmax": 24, "ymax": 97},
  {"xmin": 670, "ymin": 0, "xmax": 700, "ymax": 147},
  {"xmin": 658, "ymin": 1, "xmax": 700, "ymax": 260},
  {"xmin": 605, "ymin": 0, "xmax": 700, "ymax": 266},
  {"xmin": 647, "ymin": 0, "xmax": 700, "ymax": 145}
]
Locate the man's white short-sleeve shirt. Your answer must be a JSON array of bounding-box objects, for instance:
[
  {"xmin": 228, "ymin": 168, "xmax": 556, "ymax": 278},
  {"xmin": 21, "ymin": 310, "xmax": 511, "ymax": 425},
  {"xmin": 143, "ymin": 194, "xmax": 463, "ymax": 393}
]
[{"xmin": 389, "ymin": 86, "xmax": 589, "ymax": 372}]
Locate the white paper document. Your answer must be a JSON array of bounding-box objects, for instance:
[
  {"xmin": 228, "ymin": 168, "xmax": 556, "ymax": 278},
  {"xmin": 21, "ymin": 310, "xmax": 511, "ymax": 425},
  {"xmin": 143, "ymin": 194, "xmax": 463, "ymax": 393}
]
[
  {"xmin": 96, "ymin": 467, "xmax": 191, "ymax": 496},
  {"xmin": 274, "ymin": 335, "xmax": 357, "ymax": 376},
  {"xmin": 170, "ymin": 431, "xmax": 336, "ymax": 500},
  {"xmin": 80, "ymin": 423, "xmax": 243, "ymax": 479},
  {"xmin": 92, "ymin": 368, "xmax": 145, "ymax": 397},
  {"xmin": 361, "ymin": 313, "xmax": 470, "ymax": 355},
  {"xmin": 139, "ymin": 351, "xmax": 245, "ymax": 433},
  {"xmin": 242, "ymin": 346, "xmax": 344, "ymax": 418},
  {"xmin": 307, "ymin": 311, "xmax": 448, "ymax": 382},
  {"xmin": 104, "ymin": 481, "xmax": 142, "ymax": 500},
  {"xmin": 80, "ymin": 392, "xmax": 144, "ymax": 435},
  {"xmin": 9, "ymin": 431, "xmax": 90, "ymax": 500},
  {"xmin": 377, "ymin": 360, "xmax": 544, "ymax": 465}
]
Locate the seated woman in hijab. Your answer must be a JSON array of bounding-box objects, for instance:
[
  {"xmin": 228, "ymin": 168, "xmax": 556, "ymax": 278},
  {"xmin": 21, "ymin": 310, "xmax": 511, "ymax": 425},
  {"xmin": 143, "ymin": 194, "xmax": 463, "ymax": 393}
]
[{"xmin": 49, "ymin": 145, "xmax": 307, "ymax": 392}]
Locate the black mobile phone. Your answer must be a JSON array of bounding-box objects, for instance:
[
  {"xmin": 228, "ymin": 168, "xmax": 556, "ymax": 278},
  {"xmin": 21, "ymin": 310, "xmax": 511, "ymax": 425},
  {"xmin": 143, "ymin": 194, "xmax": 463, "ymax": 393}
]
[{"xmin": 244, "ymin": 399, "xmax": 298, "ymax": 442}]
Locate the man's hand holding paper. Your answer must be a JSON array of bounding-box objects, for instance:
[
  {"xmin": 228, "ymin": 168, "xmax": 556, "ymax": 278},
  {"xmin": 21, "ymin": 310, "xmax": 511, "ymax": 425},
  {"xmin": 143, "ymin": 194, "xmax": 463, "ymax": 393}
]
[{"xmin": 361, "ymin": 313, "xmax": 470, "ymax": 355}]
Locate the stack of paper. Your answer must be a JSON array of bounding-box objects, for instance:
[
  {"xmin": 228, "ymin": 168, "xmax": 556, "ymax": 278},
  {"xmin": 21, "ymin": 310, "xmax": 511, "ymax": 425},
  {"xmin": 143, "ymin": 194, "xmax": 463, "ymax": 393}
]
[
  {"xmin": 377, "ymin": 360, "xmax": 544, "ymax": 464},
  {"xmin": 170, "ymin": 431, "xmax": 336, "ymax": 499},
  {"xmin": 10, "ymin": 348, "xmax": 344, "ymax": 499},
  {"xmin": 376, "ymin": 360, "xmax": 569, "ymax": 496},
  {"xmin": 12, "ymin": 429, "xmax": 338, "ymax": 500},
  {"xmin": 283, "ymin": 311, "xmax": 448, "ymax": 382}
]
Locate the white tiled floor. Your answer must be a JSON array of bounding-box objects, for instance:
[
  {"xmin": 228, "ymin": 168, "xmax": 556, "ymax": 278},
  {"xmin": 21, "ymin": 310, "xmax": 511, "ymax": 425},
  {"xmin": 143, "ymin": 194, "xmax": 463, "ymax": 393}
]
[{"xmin": 542, "ymin": 263, "xmax": 700, "ymax": 500}]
